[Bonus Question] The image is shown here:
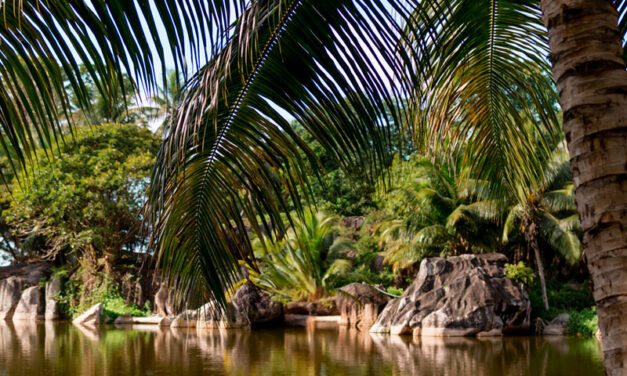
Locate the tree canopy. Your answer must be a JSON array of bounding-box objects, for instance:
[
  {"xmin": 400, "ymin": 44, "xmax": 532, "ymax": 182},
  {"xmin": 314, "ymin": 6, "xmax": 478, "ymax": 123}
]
[{"xmin": 1, "ymin": 124, "xmax": 159, "ymax": 264}]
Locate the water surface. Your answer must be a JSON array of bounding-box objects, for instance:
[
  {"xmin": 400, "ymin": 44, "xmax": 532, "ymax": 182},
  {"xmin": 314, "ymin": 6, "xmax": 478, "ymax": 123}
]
[{"xmin": 0, "ymin": 322, "xmax": 604, "ymax": 375}]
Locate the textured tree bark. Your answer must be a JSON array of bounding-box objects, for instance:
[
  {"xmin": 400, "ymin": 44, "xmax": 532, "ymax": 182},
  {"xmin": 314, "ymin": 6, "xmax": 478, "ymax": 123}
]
[
  {"xmin": 540, "ymin": 1, "xmax": 627, "ymax": 374},
  {"xmin": 525, "ymin": 218, "xmax": 549, "ymax": 310}
]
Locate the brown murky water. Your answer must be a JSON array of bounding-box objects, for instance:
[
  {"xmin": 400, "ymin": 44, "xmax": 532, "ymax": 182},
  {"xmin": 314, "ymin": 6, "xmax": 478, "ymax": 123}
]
[{"xmin": 0, "ymin": 322, "xmax": 604, "ymax": 375}]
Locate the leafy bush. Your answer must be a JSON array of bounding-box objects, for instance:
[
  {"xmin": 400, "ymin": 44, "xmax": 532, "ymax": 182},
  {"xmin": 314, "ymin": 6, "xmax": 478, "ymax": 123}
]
[
  {"xmin": 57, "ymin": 275, "xmax": 149, "ymax": 320},
  {"xmin": 505, "ymin": 261, "xmax": 536, "ymax": 285},
  {"xmin": 567, "ymin": 307, "xmax": 598, "ymax": 336},
  {"xmin": 530, "ymin": 279, "xmax": 595, "ymax": 320},
  {"xmin": 250, "ymin": 211, "xmax": 353, "ymax": 301}
]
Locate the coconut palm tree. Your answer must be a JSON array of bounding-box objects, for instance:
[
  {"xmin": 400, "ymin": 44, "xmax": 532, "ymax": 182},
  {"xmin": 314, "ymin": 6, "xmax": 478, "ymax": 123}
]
[
  {"xmin": 539, "ymin": 3, "xmax": 627, "ymax": 371},
  {"xmin": 502, "ymin": 147, "xmax": 582, "ymax": 310},
  {"xmin": 0, "ymin": 1, "xmax": 625, "ymax": 371},
  {"xmin": 377, "ymin": 156, "xmax": 501, "ymax": 270},
  {"xmin": 148, "ymin": 70, "xmax": 184, "ymax": 137}
]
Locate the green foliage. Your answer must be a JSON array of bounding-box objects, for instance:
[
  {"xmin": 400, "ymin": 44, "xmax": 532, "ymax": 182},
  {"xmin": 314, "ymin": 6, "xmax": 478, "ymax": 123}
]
[
  {"xmin": 376, "ymin": 156, "xmax": 500, "ymax": 270},
  {"xmin": 505, "ymin": 262, "xmax": 536, "ymax": 285},
  {"xmin": 502, "ymin": 147, "xmax": 582, "ymax": 266},
  {"xmin": 2, "ymin": 124, "xmax": 159, "ymax": 263},
  {"xmin": 386, "ymin": 286, "xmax": 404, "ymax": 297},
  {"xmin": 567, "ymin": 307, "xmax": 598, "ymax": 337},
  {"xmin": 296, "ymin": 126, "xmax": 378, "ymax": 216},
  {"xmin": 530, "ymin": 280, "xmax": 595, "ymax": 320},
  {"xmin": 249, "ymin": 211, "xmax": 353, "ymax": 301},
  {"xmin": 56, "ymin": 275, "xmax": 149, "ymax": 321}
]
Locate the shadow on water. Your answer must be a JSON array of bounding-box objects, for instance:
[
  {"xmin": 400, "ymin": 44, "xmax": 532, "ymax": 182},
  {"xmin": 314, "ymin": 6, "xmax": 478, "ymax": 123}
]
[{"xmin": 0, "ymin": 321, "xmax": 604, "ymax": 376}]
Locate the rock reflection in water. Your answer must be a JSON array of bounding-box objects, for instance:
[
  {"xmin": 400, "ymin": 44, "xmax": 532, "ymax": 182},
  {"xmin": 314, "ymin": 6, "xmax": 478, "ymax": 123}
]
[{"xmin": 0, "ymin": 322, "xmax": 604, "ymax": 376}]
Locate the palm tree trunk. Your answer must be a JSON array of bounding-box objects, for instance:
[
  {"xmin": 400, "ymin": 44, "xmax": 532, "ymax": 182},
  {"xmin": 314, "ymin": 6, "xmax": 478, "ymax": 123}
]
[
  {"xmin": 526, "ymin": 220, "xmax": 549, "ymax": 310},
  {"xmin": 533, "ymin": 244, "xmax": 549, "ymax": 311},
  {"xmin": 540, "ymin": 1, "xmax": 627, "ymax": 374}
]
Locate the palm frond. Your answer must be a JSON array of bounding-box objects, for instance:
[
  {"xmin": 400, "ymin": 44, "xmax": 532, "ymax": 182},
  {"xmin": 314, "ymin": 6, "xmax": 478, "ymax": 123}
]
[
  {"xmin": 147, "ymin": 0, "xmax": 417, "ymax": 306},
  {"xmin": 0, "ymin": 0, "xmax": 223, "ymax": 177},
  {"xmin": 538, "ymin": 212, "xmax": 582, "ymax": 265},
  {"xmin": 540, "ymin": 184, "xmax": 576, "ymax": 212},
  {"xmin": 404, "ymin": 0, "xmax": 561, "ymax": 198},
  {"xmin": 502, "ymin": 204, "xmax": 524, "ymax": 244}
]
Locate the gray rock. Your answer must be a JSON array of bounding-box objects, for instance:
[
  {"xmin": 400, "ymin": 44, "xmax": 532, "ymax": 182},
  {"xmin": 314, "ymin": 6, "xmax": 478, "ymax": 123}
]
[
  {"xmin": 72, "ymin": 303, "xmax": 104, "ymax": 327},
  {"xmin": 227, "ymin": 281, "xmax": 283, "ymax": 327},
  {"xmin": 171, "ymin": 309, "xmax": 198, "ymax": 328},
  {"xmin": 0, "ymin": 262, "xmax": 51, "ymax": 320},
  {"xmin": 13, "ymin": 286, "xmax": 44, "ymax": 320},
  {"xmin": 45, "ymin": 276, "xmax": 62, "ymax": 320},
  {"xmin": 336, "ymin": 283, "xmax": 390, "ymax": 330},
  {"xmin": 370, "ymin": 254, "xmax": 531, "ymax": 336},
  {"xmin": 0, "ymin": 277, "xmax": 23, "ymax": 320},
  {"xmin": 544, "ymin": 313, "xmax": 570, "ymax": 335},
  {"xmin": 154, "ymin": 284, "xmax": 169, "ymax": 317},
  {"xmin": 197, "ymin": 282, "xmax": 283, "ymax": 329}
]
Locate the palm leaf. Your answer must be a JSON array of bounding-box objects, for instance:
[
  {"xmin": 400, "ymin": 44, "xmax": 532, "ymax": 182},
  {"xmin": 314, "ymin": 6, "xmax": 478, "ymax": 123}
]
[
  {"xmin": 0, "ymin": 1, "xmax": 225, "ymax": 178},
  {"xmin": 147, "ymin": 0, "xmax": 416, "ymax": 306},
  {"xmin": 403, "ymin": 0, "xmax": 561, "ymax": 199},
  {"xmin": 538, "ymin": 212, "xmax": 582, "ymax": 265}
]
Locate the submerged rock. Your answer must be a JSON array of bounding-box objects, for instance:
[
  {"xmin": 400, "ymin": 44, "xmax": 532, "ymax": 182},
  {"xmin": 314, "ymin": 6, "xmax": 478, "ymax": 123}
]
[
  {"xmin": 336, "ymin": 283, "xmax": 390, "ymax": 330},
  {"xmin": 73, "ymin": 303, "xmax": 104, "ymax": 327},
  {"xmin": 370, "ymin": 253, "xmax": 530, "ymax": 336},
  {"xmin": 13, "ymin": 286, "xmax": 44, "ymax": 320},
  {"xmin": 171, "ymin": 309, "xmax": 198, "ymax": 328}
]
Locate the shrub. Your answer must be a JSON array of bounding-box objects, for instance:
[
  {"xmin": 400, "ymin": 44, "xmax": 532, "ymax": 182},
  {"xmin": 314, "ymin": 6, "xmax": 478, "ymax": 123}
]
[
  {"xmin": 567, "ymin": 307, "xmax": 598, "ymax": 336},
  {"xmin": 505, "ymin": 261, "xmax": 536, "ymax": 285},
  {"xmin": 57, "ymin": 273, "xmax": 150, "ymax": 320},
  {"xmin": 530, "ymin": 279, "xmax": 595, "ymax": 320}
]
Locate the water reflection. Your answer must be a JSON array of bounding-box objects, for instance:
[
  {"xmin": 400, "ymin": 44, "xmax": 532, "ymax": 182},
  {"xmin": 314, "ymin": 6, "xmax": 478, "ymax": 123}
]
[{"xmin": 0, "ymin": 322, "xmax": 604, "ymax": 376}]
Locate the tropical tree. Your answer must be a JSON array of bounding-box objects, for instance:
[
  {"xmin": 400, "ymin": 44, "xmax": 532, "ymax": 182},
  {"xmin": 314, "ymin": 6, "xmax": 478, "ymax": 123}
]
[
  {"xmin": 377, "ymin": 156, "xmax": 500, "ymax": 270},
  {"xmin": 148, "ymin": 70, "xmax": 184, "ymax": 137},
  {"xmin": 249, "ymin": 211, "xmax": 353, "ymax": 301},
  {"xmin": 538, "ymin": 2, "xmax": 627, "ymax": 370},
  {"xmin": 1, "ymin": 123, "xmax": 159, "ymax": 265},
  {"xmin": 502, "ymin": 147, "xmax": 582, "ymax": 310},
  {"xmin": 64, "ymin": 68, "xmax": 153, "ymax": 127},
  {"xmin": 0, "ymin": 1, "xmax": 625, "ymax": 371}
]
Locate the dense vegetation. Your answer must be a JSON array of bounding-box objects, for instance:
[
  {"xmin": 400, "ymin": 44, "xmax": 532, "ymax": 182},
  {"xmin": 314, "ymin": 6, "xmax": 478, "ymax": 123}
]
[
  {"xmin": 1, "ymin": 124, "xmax": 159, "ymax": 318},
  {"xmin": 0, "ymin": 2, "xmax": 621, "ymax": 345}
]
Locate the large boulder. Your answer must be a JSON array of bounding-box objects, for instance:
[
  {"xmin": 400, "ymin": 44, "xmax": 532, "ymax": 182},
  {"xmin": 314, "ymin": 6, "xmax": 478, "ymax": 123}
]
[
  {"xmin": 370, "ymin": 254, "xmax": 530, "ymax": 336},
  {"xmin": 336, "ymin": 283, "xmax": 390, "ymax": 330},
  {"xmin": 230, "ymin": 281, "xmax": 283, "ymax": 326},
  {"xmin": 72, "ymin": 303, "xmax": 104, "ymax": 327},
  {"xmin": 0, "ymin": 262, "xmax": 51, "ymax": 320},
  {"xmin": 171, "ymin": 309, "xmax": 198, "ymax": 328},
  {"xmin": 12, "ymin": 286, "xmax": 44, "ymax": 320},
  {"xmin": 45, "ymin": 276, "xmax": 63, "ymax": 320},
  {"xmin": 197, "ymin": 281, "xmax": 283, "ymax": 329},
  {"xmin": 543, "ymin": 313, "xmax": 570, "ymax": 335}
]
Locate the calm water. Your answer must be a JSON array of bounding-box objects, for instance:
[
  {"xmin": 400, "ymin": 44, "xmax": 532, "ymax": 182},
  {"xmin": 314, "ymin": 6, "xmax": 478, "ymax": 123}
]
[{"xmin": 0, "ymin": 322, "xmax": 604, "ymax": 376}]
